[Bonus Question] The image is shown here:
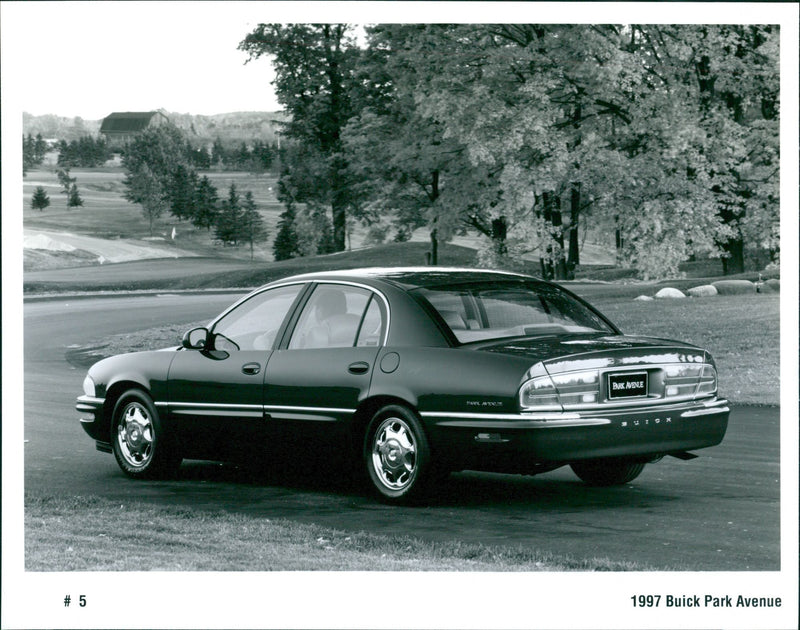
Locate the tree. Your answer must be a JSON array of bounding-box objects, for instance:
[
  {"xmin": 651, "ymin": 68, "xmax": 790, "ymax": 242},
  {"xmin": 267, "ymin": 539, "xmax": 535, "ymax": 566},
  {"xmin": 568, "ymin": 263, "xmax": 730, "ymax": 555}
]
[
  {"xmin": 240, "ymin": 191, "xmax": 268, "ymax": 258},
  {"xmin": 31, "ymin": 186, "xmax": 50, "ymax": 211},
  {"xmin": 211, "ymin": 137, "xmax": 227, "ymax": 168},
  {"xmin": 67, "ymin": 183, "xmax": 83, "ymax": 208},
  {"xmin": 215, "ymin": 184, "xmax": 243, "ymax": 245},
  {"xmin": 192, "ymin": 176, "xmax": 219, "ymax": 230},
  {"xmin": 124, "ymin": 163, "xmax": 168, "ymax": 235},
  {"xmin": 56, "ymin": 168, "xmax": 79, "ymax": 208},
  {"xmin": 240, "ymin": 23, "xmax": 361, "ymax": 251},
  {"xmin": 23, "ymin": 133, "xmax": 48, "ymax": 175},
  {"xmin": 272, "ymin": 203, "xmax": 299, "ymax": 261},
  {"xmin": 122, "ymin": 124, "xmax": 197, "ymax": 233},
  {"xmin": 168, "ymin": 164, "xmax": 197, "ymax": 221}
]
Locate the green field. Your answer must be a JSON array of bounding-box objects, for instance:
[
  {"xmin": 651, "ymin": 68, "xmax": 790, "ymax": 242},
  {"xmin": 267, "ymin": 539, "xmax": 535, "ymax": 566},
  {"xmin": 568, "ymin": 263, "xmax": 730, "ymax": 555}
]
[
  {"xmin": 23, "ymin": 168, "xmax": 286, "ymax": 261},
  {"xmin": 23, "ymin": 167, "xmax": 621, "ymax": 271}
]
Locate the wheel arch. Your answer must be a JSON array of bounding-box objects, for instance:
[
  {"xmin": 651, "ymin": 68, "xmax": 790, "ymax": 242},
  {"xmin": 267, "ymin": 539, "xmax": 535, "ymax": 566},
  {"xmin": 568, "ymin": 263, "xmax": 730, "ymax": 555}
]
[
  {"xmin": 102, "ymin": 380, "xmax": 153, "ymax": 442},
  {"xmin": 350, "ymin": 394, "xmax": 421, "ymax": 454}
]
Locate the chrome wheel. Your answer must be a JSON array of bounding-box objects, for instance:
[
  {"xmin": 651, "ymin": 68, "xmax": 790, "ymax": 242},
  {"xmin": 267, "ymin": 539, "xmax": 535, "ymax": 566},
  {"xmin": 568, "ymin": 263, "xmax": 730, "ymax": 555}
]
[
  {"xmin": 371, "ymin": 416, "xmax": 418, "ymax": 491},
  {"xmin": 116, "ymin": 401, "xmax": 154, "ymax": 468},
  {"xmin": 111, "ymin": 389, "xmax": 180, "ymax": 478}
]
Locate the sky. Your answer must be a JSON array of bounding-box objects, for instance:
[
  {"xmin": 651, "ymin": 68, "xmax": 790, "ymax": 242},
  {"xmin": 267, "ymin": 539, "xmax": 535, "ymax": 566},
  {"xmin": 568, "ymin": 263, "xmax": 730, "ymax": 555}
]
[{"xmin": 4, "ymin": 2, "xmax": 284, "ymax": 119}]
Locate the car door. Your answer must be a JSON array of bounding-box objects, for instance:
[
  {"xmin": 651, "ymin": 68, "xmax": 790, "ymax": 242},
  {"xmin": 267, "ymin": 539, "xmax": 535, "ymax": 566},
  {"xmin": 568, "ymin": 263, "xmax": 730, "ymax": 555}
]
[
  {"xmin": 166, "ymin": 283, "xmax": 307, "ymax": 459},
  {"xmin": 263, "ymin": 282, "xmax": 386, "ymax": 447}
]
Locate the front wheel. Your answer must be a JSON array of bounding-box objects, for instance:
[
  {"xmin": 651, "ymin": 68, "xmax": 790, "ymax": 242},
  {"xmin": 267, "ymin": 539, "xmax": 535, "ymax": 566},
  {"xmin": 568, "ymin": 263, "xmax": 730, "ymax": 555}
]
[
  {"xmin": 364, "ymin": 405, "xmax": 432, "ymax": 503},
  {"xmin": 111, "ymin": 389, "xmax": 180, "ymax": 479},
  {"xmin": 570, "ymin": 459, "xmax": 646, "ymax": 486}
]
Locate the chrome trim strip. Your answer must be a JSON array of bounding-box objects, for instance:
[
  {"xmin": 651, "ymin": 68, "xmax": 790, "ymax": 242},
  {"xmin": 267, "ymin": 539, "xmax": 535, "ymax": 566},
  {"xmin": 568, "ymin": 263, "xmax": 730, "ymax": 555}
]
[
  {"xmin": 162, "ymin": 402, "xmax": 355, "ymax": 419},
  {"xmin": 172, "ymin": 409, "xmax": 264, "ymax": 418},
  {"xmin": 263, "ymin": 404, "xmax": 356, "ymax": 415},
  {"xmin": 421, "ymin": 411, "xmax": 582, "ymax": 421},
  {"xmin": 432, "ymin": 417, "xmax": 613, "ymax": 429},
  {"xmin": 681, "ymin": 406, "xmax": 730, "ymax": 418},
  {"xmin": 166, "ymin": 402, "xmax": 263, "ymax": 411},
  {"xmin": 76, "ymin": 395, "xmax": 105, "ymax": 406}
]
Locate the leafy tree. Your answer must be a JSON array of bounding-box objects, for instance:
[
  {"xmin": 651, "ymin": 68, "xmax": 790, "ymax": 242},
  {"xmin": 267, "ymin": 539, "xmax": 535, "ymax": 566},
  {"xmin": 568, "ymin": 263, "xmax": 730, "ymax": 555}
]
[
  {"xmin": 240, "ymin": 23, "xmax": 361, "ymax": 251},
  {"xmin": 31, "ymin": 186, "xmax": 50, "ymax": 211},
  {"xmin": 122, "ymin": 124, "xmax": 197, "ymax": 231},
  {"xmin": 123, "ymin": 163, "xmax": 168, "ymax": 235},
  {"xmin": 294, "ymin": 203, "xmax": 335, "ymax": 256},
  {"xmin": 240, "ymin": 191, "xmax": 268, "ymax": 258}
]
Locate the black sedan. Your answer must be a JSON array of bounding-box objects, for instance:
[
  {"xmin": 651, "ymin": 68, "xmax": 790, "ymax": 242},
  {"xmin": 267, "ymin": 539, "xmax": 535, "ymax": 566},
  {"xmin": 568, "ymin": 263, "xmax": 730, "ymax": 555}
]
[{"xmin": 76, "ymin": 268, "xmax": 729, "ymax": 502}]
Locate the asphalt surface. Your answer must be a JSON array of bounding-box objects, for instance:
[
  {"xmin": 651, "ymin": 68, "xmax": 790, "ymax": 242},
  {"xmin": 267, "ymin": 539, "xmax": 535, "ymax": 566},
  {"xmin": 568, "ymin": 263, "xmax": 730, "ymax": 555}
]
[{"xmin": 22, "ymin": 293, "xmax": 781, "ymax": 570}]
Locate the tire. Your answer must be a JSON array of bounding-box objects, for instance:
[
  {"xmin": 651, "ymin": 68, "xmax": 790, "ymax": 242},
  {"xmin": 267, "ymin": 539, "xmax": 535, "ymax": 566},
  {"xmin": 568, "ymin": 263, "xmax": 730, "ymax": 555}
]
[
  {"xmin": 111, "ymin": 389, "xmax": 181, "ymax": 479},
  {"xmin": 364, "ymin": 405, "xmax": 432, "ymax": 503},
  {"xmin": 570, "ymin": 459, "xmax": 646, "ymax": 486}
]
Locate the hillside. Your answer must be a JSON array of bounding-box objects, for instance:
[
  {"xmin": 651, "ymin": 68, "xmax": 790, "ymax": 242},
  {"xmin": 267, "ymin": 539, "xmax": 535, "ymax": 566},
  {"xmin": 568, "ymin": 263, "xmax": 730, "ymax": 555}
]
[{"xmin": 22, "ymin": 110, "xmax": 287, "ymax": 145}]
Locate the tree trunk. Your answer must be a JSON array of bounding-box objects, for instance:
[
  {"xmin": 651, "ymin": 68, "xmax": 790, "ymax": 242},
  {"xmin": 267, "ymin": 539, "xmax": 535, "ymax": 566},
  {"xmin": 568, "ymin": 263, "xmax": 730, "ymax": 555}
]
[
  {"xmin": 721, "ymin": 239, "xmax": 745, "ymax": 275},
  {"xmin": 428, "ymin": 172, "xmax": 440, "ymax": 265},
  {"xmin": 567, "ymin": 183, "xmax": 581, "ymax": 278},
  {"xmin": 543, "ymin": 192, "xmax": 567, "ymax": 280},
  {"xmin": 491, "ymin": 216, "xmax": 508, "ymax": 259}
]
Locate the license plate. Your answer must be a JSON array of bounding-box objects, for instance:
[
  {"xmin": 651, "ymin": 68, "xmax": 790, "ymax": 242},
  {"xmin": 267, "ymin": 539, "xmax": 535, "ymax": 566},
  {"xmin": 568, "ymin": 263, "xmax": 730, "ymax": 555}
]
[{"xmin": 608, "ymin": 371, "xmax": 649, "ymax": 399}]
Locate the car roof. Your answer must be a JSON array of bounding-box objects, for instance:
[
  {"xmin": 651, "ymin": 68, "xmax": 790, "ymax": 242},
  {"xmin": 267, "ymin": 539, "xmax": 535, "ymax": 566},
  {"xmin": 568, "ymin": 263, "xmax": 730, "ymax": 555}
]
[{"xmin": 272, "ymin": 267, "xmax": 538, "ymax": 291}]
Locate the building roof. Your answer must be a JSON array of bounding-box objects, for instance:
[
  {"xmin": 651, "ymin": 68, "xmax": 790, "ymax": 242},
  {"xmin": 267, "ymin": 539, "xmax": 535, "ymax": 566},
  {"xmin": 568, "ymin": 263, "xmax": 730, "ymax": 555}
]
[{"xmin": 99, "ymin": 111, "xmax": 166, "ymax": 134}]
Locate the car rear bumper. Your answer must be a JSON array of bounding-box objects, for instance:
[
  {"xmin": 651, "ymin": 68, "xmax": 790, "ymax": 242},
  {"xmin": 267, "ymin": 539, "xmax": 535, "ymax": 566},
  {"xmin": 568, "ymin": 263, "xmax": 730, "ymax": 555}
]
[
  {"xmin": 76, "ymin": 395, "xmax": 111, "ymax": 451},
  {"xmin": 421, "ymin": 397, "xmax": 729, "ymax": 471}
]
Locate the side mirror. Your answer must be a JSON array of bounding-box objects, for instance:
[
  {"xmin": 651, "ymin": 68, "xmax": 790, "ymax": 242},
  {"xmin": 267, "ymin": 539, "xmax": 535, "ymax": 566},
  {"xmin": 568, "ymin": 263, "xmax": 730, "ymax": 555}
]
[{"xmin": 182, "ymin": 327, "xmax": 208, "ymax": 350}]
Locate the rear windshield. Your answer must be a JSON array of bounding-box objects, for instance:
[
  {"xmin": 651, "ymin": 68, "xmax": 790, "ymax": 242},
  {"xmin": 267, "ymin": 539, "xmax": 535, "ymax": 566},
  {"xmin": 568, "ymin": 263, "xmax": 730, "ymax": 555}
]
[{"xmin": 415, "ymin": 281, "xmax": 614, "ymax": 343}]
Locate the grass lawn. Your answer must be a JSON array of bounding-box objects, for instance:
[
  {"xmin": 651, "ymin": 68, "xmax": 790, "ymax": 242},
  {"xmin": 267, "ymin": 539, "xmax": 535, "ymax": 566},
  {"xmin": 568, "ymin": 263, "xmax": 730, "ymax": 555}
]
[
  {"xmin": 591, "ymin": 294, "xmax": 779, "ymax": 406},
  {"xmin": 24, "ymin": 494, "xmax": 649, "ymax": 571}
]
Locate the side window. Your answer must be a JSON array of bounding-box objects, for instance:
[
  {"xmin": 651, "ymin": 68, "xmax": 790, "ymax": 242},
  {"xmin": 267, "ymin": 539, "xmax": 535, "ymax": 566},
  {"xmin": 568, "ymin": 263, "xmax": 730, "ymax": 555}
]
[
  {"xmin": 211, "ymin": 284, "xmax": 303, "ymax": 351},
  {"xmin": 289, "ymin": 284, "xmax": 372, "ymax": 349},
  {"xmin": 356, "ymin": 297, "xmax": 384, "ymax": 347}
]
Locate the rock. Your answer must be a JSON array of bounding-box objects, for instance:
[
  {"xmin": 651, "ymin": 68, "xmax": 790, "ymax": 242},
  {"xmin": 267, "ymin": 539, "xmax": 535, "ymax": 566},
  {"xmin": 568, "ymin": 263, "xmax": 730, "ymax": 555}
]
[
  {"xmin": 654, "ymin": 287, "xmax": 686, "ymax": 299},
  {"xmin": 687, "ymin": 284, "xmax": 718, "ymax": 298},
  {"xmin": 764, "ymin": 278, "xmax": 780, "ymax": 292},
  {"xmin": 634, "ymin": 295, "xmax": 654, "ymax": 301},
  {"xmin": 712, "ymin": 279, "xmax": 756, "ymax": 295}
]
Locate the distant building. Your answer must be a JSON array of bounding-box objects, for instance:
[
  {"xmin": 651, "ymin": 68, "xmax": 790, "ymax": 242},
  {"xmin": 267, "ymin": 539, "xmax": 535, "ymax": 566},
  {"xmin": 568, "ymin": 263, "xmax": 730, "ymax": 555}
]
[{"xmin": 99, "ymin": 111, "xmax": 170, "ymax": 149}]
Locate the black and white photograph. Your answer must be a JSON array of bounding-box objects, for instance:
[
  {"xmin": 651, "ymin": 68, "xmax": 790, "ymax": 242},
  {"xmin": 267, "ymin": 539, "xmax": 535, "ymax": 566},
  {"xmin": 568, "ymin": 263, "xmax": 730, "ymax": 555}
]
[{"xmin": 2, "ymin": 2, "xmax": 797, "ymax": 628}]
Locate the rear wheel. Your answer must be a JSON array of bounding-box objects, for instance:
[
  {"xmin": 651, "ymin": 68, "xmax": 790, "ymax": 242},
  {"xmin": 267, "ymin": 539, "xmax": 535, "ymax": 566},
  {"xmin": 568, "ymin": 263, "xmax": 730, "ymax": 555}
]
[
  {"xmin": 364, "ymin": 405, "xmax": 432, "ymax": 503},
  {"xmin": 111, "ymin": 389, "xmax": 180, "ymax": 479},
  {"xmin": 570, "ymin": 459, "xmax": 645, "ymax": 486}
]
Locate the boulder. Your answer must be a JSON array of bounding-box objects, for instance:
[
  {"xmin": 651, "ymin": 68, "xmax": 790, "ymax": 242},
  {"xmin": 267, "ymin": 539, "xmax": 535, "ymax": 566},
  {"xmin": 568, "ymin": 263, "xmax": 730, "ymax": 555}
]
[
  {"xmin": 712, "ymin": 279, "xmax": 756, "ymax": 295},
  {"xmin": 634, "ymin": 295, "xmax": 654, "ymax": 302},
  {"xmin": 762, "ymin": 278, "xmax": 780, "ymax": 293},
  {"xmin": 654, "ymin": 287, "xmax": 686, "ymax": 299},
  {"xmin": 687, "ymin": 284, "xmax": 718, "ymax": 298}
]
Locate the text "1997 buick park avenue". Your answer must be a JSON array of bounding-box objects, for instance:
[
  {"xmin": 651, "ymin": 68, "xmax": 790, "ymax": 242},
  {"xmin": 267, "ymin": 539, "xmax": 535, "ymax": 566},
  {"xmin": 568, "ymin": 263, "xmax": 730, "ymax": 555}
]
[{"xmin": 76, "ymin": 268, "xmax": 729, "ymax": 503}]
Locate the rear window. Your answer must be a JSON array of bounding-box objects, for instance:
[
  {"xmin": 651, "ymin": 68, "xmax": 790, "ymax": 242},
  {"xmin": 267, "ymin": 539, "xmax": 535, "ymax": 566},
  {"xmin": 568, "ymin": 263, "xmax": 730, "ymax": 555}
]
[{"xmin": 415, "ymin": 281, "xmax": 614, "ymax": 343}]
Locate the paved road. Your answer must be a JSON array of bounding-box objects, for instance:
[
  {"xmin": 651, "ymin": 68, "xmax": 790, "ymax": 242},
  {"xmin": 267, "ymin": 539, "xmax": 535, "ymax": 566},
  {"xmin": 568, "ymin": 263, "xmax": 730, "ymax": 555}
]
[{"xmin": 22, "ymin": 293, "xmax": 780, "ymax": 570}]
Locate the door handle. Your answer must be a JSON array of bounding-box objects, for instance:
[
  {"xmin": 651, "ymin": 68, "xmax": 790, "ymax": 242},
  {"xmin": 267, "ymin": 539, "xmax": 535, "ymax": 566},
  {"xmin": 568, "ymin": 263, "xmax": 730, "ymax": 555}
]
[
  {"xmin": 242, "ymin": 362, "xmax": 261, "ymax": 375},
  {"xmin": 348, "ymin": 361, "xmax": 370, "ymax": 375}
]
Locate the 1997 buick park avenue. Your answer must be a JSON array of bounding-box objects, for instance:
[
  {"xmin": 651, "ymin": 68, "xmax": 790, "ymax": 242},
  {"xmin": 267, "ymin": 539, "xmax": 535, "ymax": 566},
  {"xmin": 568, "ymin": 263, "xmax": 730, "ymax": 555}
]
[{"xmin": 76, "ymin": 268, "xmax": 729, "ymax": 503}]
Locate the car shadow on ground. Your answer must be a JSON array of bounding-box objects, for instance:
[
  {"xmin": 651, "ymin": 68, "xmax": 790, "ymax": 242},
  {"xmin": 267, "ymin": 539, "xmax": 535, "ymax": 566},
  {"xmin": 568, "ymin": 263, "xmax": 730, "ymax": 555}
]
[{"xmin": 165, "ymin": 459, "xmax": 677, "ymax": 513}]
